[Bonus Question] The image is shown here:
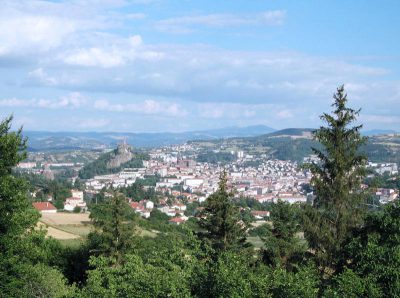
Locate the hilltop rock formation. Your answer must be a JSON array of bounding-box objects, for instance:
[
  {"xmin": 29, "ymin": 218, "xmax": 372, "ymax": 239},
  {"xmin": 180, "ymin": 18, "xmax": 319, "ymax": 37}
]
[{"xmin": 106, "ymin": 142, "xmax": 134, "ymax": 169}]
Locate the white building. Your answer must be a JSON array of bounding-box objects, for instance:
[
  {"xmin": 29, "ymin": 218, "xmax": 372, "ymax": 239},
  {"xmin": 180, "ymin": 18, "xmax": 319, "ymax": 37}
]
[{"xmin": 64, "ymin": 197, "xmax": 87, "ymax": 211}]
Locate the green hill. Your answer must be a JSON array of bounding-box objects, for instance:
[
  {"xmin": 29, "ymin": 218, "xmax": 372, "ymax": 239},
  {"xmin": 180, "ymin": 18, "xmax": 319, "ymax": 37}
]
[{"xmin": 191, "ymin": 129, "xmax": 400, "ymax": 164}]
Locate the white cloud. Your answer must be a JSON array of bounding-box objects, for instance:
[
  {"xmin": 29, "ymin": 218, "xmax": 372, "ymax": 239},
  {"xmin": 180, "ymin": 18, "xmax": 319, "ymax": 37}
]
[
  {"xmin": 94, "ymin": 99, "xmax": 186, "ymax": 117},
  {"xmin": 64, "ymin": 47, "xmax": 126, "ymax": 68},
  {"xmin": 28, "ymin": 68, "xmax": 58, "ymax": 86},
  {"xmin": 155, "ymin": 10, "xmax": 286, "ymax": 33},
  {"xmin": 60, "ymin": 35, "xmax": 164, "ymax": 68},
  {"xmin": 0, "ymin": 15, "xmax": 76, "ymax": 56},
  {"xmin": 0, "ymin": 93, "xmax": 86, "ymax": 109}
]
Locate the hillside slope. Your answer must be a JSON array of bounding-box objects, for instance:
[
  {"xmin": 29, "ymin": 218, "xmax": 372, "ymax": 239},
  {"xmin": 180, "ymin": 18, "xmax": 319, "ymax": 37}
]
[
  {"xmin": 190, "ymin": 129, "xmax": 400, "ymax": 163},
  {"xmin": 79, "ymin": 144, "xmax": 149, "ymax": 179}
]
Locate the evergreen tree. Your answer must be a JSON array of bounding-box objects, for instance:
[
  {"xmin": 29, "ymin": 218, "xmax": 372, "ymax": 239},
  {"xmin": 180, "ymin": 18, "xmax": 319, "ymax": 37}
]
[
  {"xmin": 199, "ymin": 170, "xmax": 247, "ymax": 254},
  {"xmin": 302, "ymin": 85, "xmax": 368, "ymax": 274},
  {"xmin": 262, "ymin": 201, "xmax": 305, "ymax": 270},
  {"xmin": 89, "ymin": 192, "xmax": 136, "ymax": 265}
]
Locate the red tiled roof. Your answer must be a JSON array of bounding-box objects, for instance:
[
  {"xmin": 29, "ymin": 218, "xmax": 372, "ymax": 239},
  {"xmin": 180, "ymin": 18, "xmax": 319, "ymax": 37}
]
[
  {"xmin": 169, "ymin": 217, "xmax": 185, "ymax": 223},
  {"xmin": 32, "ymin": 202, "xmax": 56, "ymax": 211},
  {"xmin": 130, "ymin": 202, "xmax": 143, "ymax": 209}
]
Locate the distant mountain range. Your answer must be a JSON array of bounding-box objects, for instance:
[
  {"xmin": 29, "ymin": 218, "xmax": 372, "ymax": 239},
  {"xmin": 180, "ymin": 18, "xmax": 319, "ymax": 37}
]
[
  {"xmin": 23, "ymin": 125, "xmax": 399, "ymax": 153},
  {"xmin": 24, "ymin": 125, "xmax": 276, "ymax": 151},
  {"xmin": 362, "ymin": 129, "xmax": 398, "ymax": 136}
]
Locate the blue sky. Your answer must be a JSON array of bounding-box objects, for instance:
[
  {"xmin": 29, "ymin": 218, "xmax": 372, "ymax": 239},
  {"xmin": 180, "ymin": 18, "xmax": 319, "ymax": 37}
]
[{"xmin": 0, "ymin": 0, "xmax": 399, "ymax": 132}]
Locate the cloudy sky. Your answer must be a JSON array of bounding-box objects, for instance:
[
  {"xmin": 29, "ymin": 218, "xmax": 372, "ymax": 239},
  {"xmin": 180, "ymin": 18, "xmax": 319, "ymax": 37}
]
[{"xmin": 1, "ymin": 0, "xmax": 399, "ymax": 132}]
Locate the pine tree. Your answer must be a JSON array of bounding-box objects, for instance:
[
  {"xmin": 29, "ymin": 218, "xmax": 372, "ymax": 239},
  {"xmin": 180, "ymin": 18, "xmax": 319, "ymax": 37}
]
[
  {"xmin": 262, "ymin": 201, "xmax": 305, "ymax": 270},
  {"xmin": 302, "ymin": 85, "xmax": 368, "ymax": 274},
  {"xmin": 199, "ymin": 170, "xmax": 247, "ymax": 254},
  {"xmin": 90, "ymin": 192, "xmax": 136, "ymax": 265}
]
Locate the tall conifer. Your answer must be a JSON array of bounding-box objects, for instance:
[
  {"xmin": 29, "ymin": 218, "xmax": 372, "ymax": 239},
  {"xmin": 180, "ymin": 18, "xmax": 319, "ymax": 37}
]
[
  {"xmin": 90, "ymin": 192, "xmax": 136, "ymax": 265},
  {"xmin": 302, "ymin": 85, "xmax": 367, "ymax": 274},
  {"xmin": 199, "ymin": 170, "xmax": 247, "ymax": 254}
]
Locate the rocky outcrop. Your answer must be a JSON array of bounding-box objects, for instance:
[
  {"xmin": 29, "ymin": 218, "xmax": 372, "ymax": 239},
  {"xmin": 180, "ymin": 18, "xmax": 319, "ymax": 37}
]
[{"xmin": 106, "ymin": 143, "xmax": 134, "ymax": 169}]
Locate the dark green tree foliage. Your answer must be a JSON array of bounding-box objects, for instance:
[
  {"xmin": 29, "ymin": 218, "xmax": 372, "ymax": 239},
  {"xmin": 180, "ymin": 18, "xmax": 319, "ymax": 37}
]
[
  {"xmin": 17, "ymin": 172, "xmax": 73, "ymax": 207},
  {"xmin": 199, "ymin": 170, "xmax": 247, "ymax": 254},
  {"xmin": 0, "ymin": 116, "xmax": 39, "ymax": 245},
  {"xmin": 196, "ymin": 151, "xmax": 236, "ymax": 164},
  {"xmin": 333, "ymin": 201, "xmax": 400, "ymax": 297},
  {"xmin": 302, "ymin": 86, "xmax": 368, "ymax": 273},
  {"xmin": 121, "ymin": 180, "xmax": 158, "ymax": 202},
  {"xmin": 0, "ymin": 116, "xmax": 74, "ymax": 296},
  {"xmin": 194, "ymin": 251, "xmax": 319, "ymax": 298},
  {"xmin": 0, "ymin": 259, "xmax": 75, "ymax": 298},
  {"xmin": 89, "ymin": 192, "xmax": 136, "ymax": 265},
  {"xmin": 262, "ymin": 201, "xmax": 305, "ymax": 270},
  {"xmin": 84, "ymin": 254, "xmax": 192, "ymax": 297},
  {"xmin": 0, "ymin": 116, "xmax": 27, "ymax": 176}
]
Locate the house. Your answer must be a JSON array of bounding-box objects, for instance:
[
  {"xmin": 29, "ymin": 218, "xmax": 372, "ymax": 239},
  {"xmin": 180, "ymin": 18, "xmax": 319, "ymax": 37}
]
[
  {"xmin": 71, "ymin": 189, "xmax": 84, "ymax": 200},
  {"xmin": 138, "ymin": 200, "xmax": 154, "ymax": 210},
  {"xmin": 169, "ymin": 217, "xmax": 186, "ymax": 225},
  {"xmin": 131, "ymin": 201, "xmax": 153, "ymax": 218},
  {"xmin": 251, "ymin": 210, "xmax": 271, "ymax": 220},
  {"xmin": 64, "ymin": 197, "xmax": 87, "ymax": 212},
  {"xmin": 32, "ymin": 202, "xmax": 57, "ymax": 213},
  {"xmin": 171, "ymin": 203, "xmax": 187, "ymax": 211}
]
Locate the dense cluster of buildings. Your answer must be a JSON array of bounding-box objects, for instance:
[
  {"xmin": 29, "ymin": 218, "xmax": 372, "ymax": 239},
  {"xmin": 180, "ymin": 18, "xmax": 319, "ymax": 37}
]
[
  {"xmin": 146, "ymin": 145, "xmax": 311, "ymax": 205},
  {"xmin": 24, "ymin": 142, "xmax": 399, "ymax": 220}
]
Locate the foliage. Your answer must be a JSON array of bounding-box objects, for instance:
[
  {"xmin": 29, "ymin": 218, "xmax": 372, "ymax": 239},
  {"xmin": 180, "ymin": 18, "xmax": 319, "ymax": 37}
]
[
  {"xmin": 198, "ymin": 252, "xmax": 270, "ymax": 298},
  {"xmin": 0, "ymin": 116, "xmax": 40, "ymax": 248},
  {"xmin": 121, "ymin": 180, "xmax": 159, "ymax": 202},
  {"xmin": 83, "ymin": 254, "xmax": 192, "ymax": 298},
  {"xmin": 267, "ymin": 264, "xmax": 320, "ymax": 298},
  {"xmin": 322, "ymin": 268, "xmax": 381, "ymax": 298},
  {"xmin": 302, "ymin": 86, "xmax": 368, "ymax": 273},
  {"xmin": 0, "ymin": 257, "xmax": 75, "ymax": 298},
  {"xmin": 0, "ymin": 116, "xmax": 76, "ymax": 296},
  {"xmin": 336, "ymin": 201, "xmax": 400, "ymax": 297},
  {"xmin": 262, "ymin": 201, "xmax": 306, "ymax": 270},
  {"xmin": 234, "ymin": 196, "xmax": 272, "ymax": 211},
  {"xmin": 0, "ymin": 115, "xmax": 27, "ymax": 176},
  {"xmin": 365, "ymin": 173, "xmax": 400, "ymax": 189},
  {"xmin": 89, "ymin": 192, "xmax": 137, "ymax": 264},
  {"xmin": 17, "ymin": 172, "xmax": 73, "ymax": 208},
  {"xmin": 199, "ymin": 171, "xmax": 248, "ymax": 254},
  {"xmin": 196, "ymin": 151, "xmax": 236, "ymax": 164}
]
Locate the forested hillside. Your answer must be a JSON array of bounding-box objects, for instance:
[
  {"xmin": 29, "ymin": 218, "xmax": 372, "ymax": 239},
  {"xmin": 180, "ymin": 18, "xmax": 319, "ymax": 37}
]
[{"xmin": 191, "ymin": 128, "xmax": 400, "ymax": 163}]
